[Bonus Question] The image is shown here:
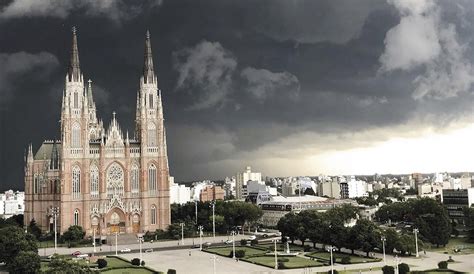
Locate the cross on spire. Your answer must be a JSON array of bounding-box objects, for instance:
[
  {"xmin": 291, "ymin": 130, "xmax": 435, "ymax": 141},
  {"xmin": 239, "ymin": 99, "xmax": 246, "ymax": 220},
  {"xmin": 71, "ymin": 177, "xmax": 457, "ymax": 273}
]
[{"xmin": 143, "ymin": 30, "xmax": 155, "ymax": 84}]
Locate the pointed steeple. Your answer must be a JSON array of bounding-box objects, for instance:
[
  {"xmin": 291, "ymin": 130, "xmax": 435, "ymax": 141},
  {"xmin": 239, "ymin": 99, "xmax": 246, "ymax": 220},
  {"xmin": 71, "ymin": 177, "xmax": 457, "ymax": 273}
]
[
  {"xmin": 143, "ymin": 30, "xmax": 155, "ymax": 84},
  {"xmin": 87, "ymin": 79, "xmax": 94, "ymax": 106},
  {"xmin": 68, "ymin": 26, "xmax": 81, "ymax": 82}
]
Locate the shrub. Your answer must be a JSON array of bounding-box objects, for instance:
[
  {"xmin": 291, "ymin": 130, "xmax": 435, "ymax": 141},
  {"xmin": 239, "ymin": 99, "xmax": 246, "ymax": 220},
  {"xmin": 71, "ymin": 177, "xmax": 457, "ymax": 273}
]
[
  {"xmin": 398, "ymin": 263, "xmax": 409, "ymax": 274},
  {"xmin": 341, "ymin": 256, "xmax": 351, "ymax": 264},
  {"xmin": 303, "ymin": 245, "xmax": 311, "ymax": 252},
  {"xmin": 141, "ymin": 260, "xmax": 146, "ymax": 266},
  {"xmin": 447, "ymin": 256, "xmax": 455, "ymax": 263},
  {"xmin": 328, "ymin": 271, "xmax": 339, "ymax": 274},
  {"xmin": 278, "ymin": 262, "xmax": 285, "ymax": 269},
  {"xmin": 240, "ymin": 239, "xmax": 247, "ymax": 246},
  {"xmin": 250, "ymin": 239, "xmax": 258, "ymax": 245},
  {"xmin": 382, "ymin": 265, "xmax": 395, "ymax": 274},
  {"xmin": 167, "ymin": 269, "xmax": 177, "ymax": 274},
  {"xmin": 131, "ymin": 258, "xmax": 141, "ymax": 266},
  {"xmin": 97, "ymin": 258, "xmax": 107, "ymax": 269},
  {"xmin": 235, "ymin": 250, "xmax": 245, "ymax": 258},
  {"xmin": 438, "ymin": 261, "xmax": 448, "ymax": 269},
  {"xmin": 277, "ymin": 258, "xmax": 289, "ymax": 263}
]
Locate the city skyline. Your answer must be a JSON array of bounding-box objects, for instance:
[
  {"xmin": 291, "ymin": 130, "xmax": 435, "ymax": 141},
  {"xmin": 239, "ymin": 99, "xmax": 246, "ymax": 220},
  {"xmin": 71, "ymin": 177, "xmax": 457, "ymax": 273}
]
[{"xmin": 2, "ymin": 0, "xmax": 474, "ymax": 190}]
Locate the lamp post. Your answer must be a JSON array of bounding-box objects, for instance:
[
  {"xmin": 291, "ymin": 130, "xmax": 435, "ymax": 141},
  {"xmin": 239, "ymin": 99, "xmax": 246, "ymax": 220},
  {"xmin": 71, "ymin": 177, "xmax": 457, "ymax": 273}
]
[
  {"xmin": 198, "ymin": 225, "xmax": 203, "ymax": 251},
  {"xmin": 414, "ymin": 228, "xmax": 419, "ymax": 258},
  {"xmin": 194, "ymin": 200, "xmax": 198, "ymax": 224},
  {"xmin": 180, "ymin": 223, "xmax": 185, "ymax": 245},
  {"xmin": 273, "ymin": 239, "xmax": 278, "ymax": 270},
  {"xmin": 211, "ymin": 200, "xmax": 216, "ymax": 239},
  {"xmin": 211, "ymin": 254, "xmax": 218, "ymax": 274},
  {"xmin": 395, "ymin": 255, "xmax": 400, "ymax": 274},
  {"xmin": 115, "ymin": 232, "xmax": 118, "ymax": 256},
  {"xmin": 51, "ymin": 207, "xmax": 59, "ymax": 252},
  {"xmin": 327, "ymin": 245, "xmax": 336, "ymax": 274},
  {"xmin": 138, "ymin": 236, "xmax": 143, "ymax": 264},
  {"xmin": 231, "ymin": 230, "xmax": 236, "ymax": 259},
  {"xmin": 381, "ymin": 236, "xmax": 386, "ymax": 265},
  {"xmin": 92, "ymin": 227, "xmax": 96, "ymax": 256}
]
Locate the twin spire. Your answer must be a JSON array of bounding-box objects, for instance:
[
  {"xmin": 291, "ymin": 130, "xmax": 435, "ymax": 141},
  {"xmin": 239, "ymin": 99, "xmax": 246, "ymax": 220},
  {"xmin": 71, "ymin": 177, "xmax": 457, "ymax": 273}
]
[{"xmin": 67, "ymin": 27, "xmax": 156, "ymax": 84}]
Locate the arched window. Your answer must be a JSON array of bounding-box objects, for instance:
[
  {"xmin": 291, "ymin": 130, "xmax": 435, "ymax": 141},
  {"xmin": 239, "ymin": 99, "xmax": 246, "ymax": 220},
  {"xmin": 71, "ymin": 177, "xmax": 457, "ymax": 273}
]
[
  {"xmin": 148, "ymin": 164, "xmax": 157, "ymax": 194},
  {"xmin": 74, "ymin": 209, "xmax": 80, "ymax": 226},
  {"xmin": 147, "ymin": 122, "xmax": 156, "ymax": 147},
  {"xmin": 72, "ymin": 123, "xmax": 81, "ymax": 148},
  {"xmin": 33, "ymin": 174, "xmax": 40, "ymax": 194},
  {"xmin": 149, "ymin": 94, "xmax": 154, "ymax": 109},
  {"xmin": 90, "ymin": 165, "xmax": 99, "ymax": 199},
  {"xmin": 106, "ymin": 162, "xmax": 124, "ymax": 197},
  {"xmin": 54, "ymin": 180, "xmax": 60, "ymax": 194},
  {"xmin": 72, "ymin": 165, "xmax": 81, "ymax": 200},
  {"xmin": 131, "ymin": 164, "xmax": 140, "ymax": 197},
  {"xmin": 151, "ymin": 205, "xmax": 157, "ymax": 225}
]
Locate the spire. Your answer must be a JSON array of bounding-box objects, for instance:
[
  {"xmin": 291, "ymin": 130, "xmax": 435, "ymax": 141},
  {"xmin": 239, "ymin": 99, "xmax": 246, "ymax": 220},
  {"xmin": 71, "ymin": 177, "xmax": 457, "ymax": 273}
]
[
  {"xmin": 87, "ymin": 79, "xmax": 94, "ymax": 106},
  {"xmin": 68, "ymin": 26, "xmax": 81, "ymax": 82},
  {"xmin": 143, "ymin": 30, "xmax": 155, "ymax": 84}
]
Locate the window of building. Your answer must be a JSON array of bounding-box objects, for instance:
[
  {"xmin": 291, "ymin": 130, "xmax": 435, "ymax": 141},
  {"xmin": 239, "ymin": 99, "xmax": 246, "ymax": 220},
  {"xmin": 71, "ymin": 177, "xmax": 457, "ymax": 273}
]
[
  {"xmin": 131, "ymin": 164, "xmax": 140, "ymax": 197},
  {"xmin": 33, "ymin": 175, "xmax": 40, "ymax": 194},
  {"xmin": 106, "ymin": 162, "xmax": 124, "ymax": 197},
  {"xmin": 148, "ymin": 164, "xmax": 157, "ymax": 194},
  {"xmin": 151, "ymin": 205, "xmax": 157, "ymax": 225},
  {"xmin": 72, "ymin": 165, "xmax": 81, "ymax": 200},
  {"xmin": 72, "ymin": 123, "xmax": 81, "ymax": 148},
  {"xmin": 147, "ymin": 122, "xmax": 156, "ymax": 147},
  {"xmin": 90, "ymin": 165, "xmax": 99, "ymax": 199},
  {"xmin": 74, "ymin": 209, "xmax": 79, "ymax": 226},
  {"xmin": 149, "ymin": 94, "xmax": 154, "ymax": 109},
  {"xmin": 74, "ymin": 92, "xmax": 78, "ymax": 108}
]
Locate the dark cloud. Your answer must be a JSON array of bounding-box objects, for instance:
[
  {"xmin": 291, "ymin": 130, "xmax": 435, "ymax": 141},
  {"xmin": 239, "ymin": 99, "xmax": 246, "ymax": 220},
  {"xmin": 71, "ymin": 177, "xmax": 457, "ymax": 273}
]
[{"xmin": 0, "ymin": 0, "xmax": 473, "ymax": 190}]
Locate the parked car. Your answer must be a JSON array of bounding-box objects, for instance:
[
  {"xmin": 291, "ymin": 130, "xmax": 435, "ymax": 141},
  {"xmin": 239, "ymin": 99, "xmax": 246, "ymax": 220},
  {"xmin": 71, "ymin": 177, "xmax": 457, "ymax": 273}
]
[
  {"xmin": 248, "ymin": 235, "xmax": 256, "ymax": 240},
  {"xmin": 145, "ymin": 249, "xmax": 153, "ymax": 253},
  {"xmin": 120, "ymin": 248, "xmax": 131, "ymax": 253},
  {"xmin": 224, "ymin": 240, "xmax": 233, "ymax": 245},
  {"xmin": 77, "ymin": 254, "xmax": 89, "ymax": 259},
  {"xmin": 71, "ymin": 251, "xmax": 82, "ymax": 256},
  {"xmin": 204, "ymin": 242, "xmax": 212, "ymax": 247}
]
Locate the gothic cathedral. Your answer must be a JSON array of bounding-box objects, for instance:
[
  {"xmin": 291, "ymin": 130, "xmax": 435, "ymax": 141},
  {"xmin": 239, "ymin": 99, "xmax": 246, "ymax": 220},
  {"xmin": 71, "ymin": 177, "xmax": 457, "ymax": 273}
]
[{"xmin": 24, "ymin": 28, "xmax": 171, "ymax": 236}]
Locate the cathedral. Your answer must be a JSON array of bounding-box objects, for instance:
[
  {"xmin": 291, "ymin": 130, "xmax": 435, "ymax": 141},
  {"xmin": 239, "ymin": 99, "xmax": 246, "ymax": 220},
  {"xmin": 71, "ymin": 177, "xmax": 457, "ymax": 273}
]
[{"xmin": 23, "ymin": 28, "xmax": 171, "ymax": 236}]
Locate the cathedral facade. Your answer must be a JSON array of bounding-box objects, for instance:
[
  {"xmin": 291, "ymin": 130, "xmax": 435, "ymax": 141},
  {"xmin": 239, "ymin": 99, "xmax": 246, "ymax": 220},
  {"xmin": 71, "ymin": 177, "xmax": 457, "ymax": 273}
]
[{"xmin": 24, "ymin": 29, "xmax": 170, "ymax": 236}]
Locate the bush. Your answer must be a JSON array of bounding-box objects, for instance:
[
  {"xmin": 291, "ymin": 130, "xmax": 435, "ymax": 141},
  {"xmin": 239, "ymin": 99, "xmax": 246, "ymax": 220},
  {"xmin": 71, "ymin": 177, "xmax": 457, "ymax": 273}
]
[
  {"xmin": 398, "ymin": 263, "xmax": 409, "ymax": 274},
  {"xmin": 240, "ymin": 239, "xmax": 247, "ymax": 246},
  {"xmin": 235, "ymin": 250, "xmax": 245, "ymax": 258},
  {"xmin": 382, "ymin": 265, "xmax": 395, "ymax": 274},
  {"xmin": 141, "ymin": 260, "xmax": 146, "ymax": 266},
  {"xmin": 303, "ymin": 245, "xmax": 311, "ymax": 252},
  {"xmin": 97, "ymin": 258, "xmax": 107, "ymax": 269},
  {"xmin": 250, "ymin": 239, "xmax": 258, "ymax": 245},
  {"xmin": 341, "ymin": 256, "xmax": 351, "ymax": 264},
  {"xmin": 277, "ymin": 258, "xmax": 289, "ymax": 263},
  {"xmin": 278, "ymin": 261, "xmax": 285, "ymax": 269},
  {"xmin": 167, "ymin": 269, "xmax": 177, "ymax": 274},
  {"xmin": 438, "ymin": 261, "xmax": 448, "ymax": 269},
  {"xmin": 447, "ymin": 256, "xmax": 455, "ymax": 263},
  {"xmin": 328, "ymin": 271, "xmax": 339, "ymax": 274},
  {"xmin": 131, "ymin": 258, "xmax": 141, "ymax": 266}
]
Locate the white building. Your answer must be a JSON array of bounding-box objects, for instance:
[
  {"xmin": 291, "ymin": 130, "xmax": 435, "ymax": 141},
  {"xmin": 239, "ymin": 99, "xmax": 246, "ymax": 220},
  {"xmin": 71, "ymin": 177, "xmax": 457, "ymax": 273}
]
[
  {"xmin": 169, "ymin": 177, "xmax": 191, "ymax": 204},
  {"xmin": 0, "ymin": 190, "xmax": 25, "ymax": 218},
  {"xmin": 347, "ymin": 176, "xmax": 368, "ymax": 198},
  {"xmin": 236, "ymin": 166, "xmax": 262, "ymax": 199}
]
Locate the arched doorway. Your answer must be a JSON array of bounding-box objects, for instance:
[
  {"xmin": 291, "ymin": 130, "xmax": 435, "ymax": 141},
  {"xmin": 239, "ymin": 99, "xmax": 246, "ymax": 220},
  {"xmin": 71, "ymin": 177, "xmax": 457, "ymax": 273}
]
[
  {"xmin": 106, "ymin": 208, "xmax": 125, "ymax": 234},
  {"xmin": 132, "ymin": 214, "xmax": 140, "ymax": 233}
]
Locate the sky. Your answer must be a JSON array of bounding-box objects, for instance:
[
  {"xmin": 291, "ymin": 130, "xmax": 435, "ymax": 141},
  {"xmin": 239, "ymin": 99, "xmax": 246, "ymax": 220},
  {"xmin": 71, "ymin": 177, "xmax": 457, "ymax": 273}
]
[{"xmin": 0, "ymin": 0, "xmax": 473, "ymax": 190}]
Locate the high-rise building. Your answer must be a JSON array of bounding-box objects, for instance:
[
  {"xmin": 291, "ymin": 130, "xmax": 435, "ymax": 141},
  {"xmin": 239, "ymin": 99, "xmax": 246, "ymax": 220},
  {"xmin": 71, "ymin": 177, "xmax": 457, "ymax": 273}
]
[
  {"xmin": 235, "ymin": 166, "xmax": 262, "ymax": 199},
  {"xmin": 24, "ymin": 29, "xmax": 170, "ymax": 236}
]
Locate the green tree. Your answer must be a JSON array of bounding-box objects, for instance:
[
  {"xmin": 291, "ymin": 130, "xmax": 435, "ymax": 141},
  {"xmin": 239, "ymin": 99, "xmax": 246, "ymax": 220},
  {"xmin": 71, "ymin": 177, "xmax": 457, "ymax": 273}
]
[
  {"xmin": 47, "ymin": 256, "xmax": 94, "ymax": 273},
  {"xmin": 306, "ymin": 211, "xmax": 325, "ymax": 248},
  {"xmin": 383, "ymin": 228, "xmax": 399, "ymax": 254},
  {"xmin": 28, "ymin": 218, "xmax": 42, "ymax": 240},
  {"xmin": 62, "ymin": 225, "xmax": 85, "ymax": 242},
  {"xmin": 382, "ymin": 265, "xmax": 395, "ymax": 274},
  {"xmin": 351, "ymin": 219, "xmax": 380, "ymax": 257},
  {"xmin": 277, "ymin": 212, "xmax": 300, "ymax": 244},
  {"xmin": 0, "ymin": 226, "xmax": 38, "ymax": 267},
  {"xmin": 398, "ymin": 263, "xmax": 410, "ymax": 274},
  {"xmin": 395, "ymin": 234, "xmax": 415, "ymax": 256},
  {"xmin": 7, "ymin": 251, "xmax": 40, "ymax": 274}
]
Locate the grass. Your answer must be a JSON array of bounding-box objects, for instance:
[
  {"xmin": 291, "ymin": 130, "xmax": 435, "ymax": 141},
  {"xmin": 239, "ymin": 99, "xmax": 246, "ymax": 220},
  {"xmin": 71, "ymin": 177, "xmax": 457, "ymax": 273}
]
[
  {"xmin": 424, "ymin": 238, "xmax": 474, "ymax": 255},
  {"xmin": 315, "ymin": 267, "xmax": 383, "ymax": 274},
  {"xmin": 205, "ymin": 246, "xmax": 267, "ymax": 257},
  {"xmin": 102, "ymin": 257, "xmax": 133, "ymax": 268},
  {"xmin": 243, "ymin": 255, "xmax": 324, "ymax": 269},
  {"xmin": 101, "ymin": 268, "xmax": 155, "ymax": 273},
  {"xmin": 256, "ymin": 243, "xmax": 306, "ymax": 252},
  {"xmin": 306, "ymin": 251, "xmax": 380, "ymax": 264}
]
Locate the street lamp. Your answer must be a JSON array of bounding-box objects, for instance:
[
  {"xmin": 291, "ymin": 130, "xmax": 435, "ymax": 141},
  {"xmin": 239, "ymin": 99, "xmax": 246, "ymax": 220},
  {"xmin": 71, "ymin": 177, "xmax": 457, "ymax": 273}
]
[
  {"xmin": 180, "ymin": 223, "xmax": 185, "ymax": 245},
  {"xmin": 198, "ymin": 225, "xmax": 203, "ymax": 251},
  {"xmin": 115, "ymin": 232, "xmax": 118, "ymax": 256},
  {"xmin": 138, "ymin": 235, "xmax": 144, "ymax": 264},
  {"xmin": 381, "ymin": 236, "xmax": 386, "ymax": 265},
  {"xmin": 50, "ymin": 207, "xmax": 60, "ymax": 252},
  {"xmin": 273, "ymin": 239, "xmax": 278, "ymax": 270},
  {"xmin": 394, "ymin": 255, "xmax": 401, "ymax": 274},
  {"xmin": 194, "ymin": 200, "xmax": 198, "ymax": 224},
  {"xmin": 210, "ymin": 254, "xmax": 218, "ymax": 274},
  {"xmin": 414, "ymin": 228, "xmax": 419, "ymax": 258},
  {"xmin": 231, "ymin": 230, "xmax": 236, "ymax": 259},
  {"xmin": 327, "ymin": 245, "xmax": 336, "ymax": 274},
  {"xmin": 92, "ymin": 226, "xmax": 96, "ymax": 256},
  {"xmin": 211, "ymin": 200, "xmax": 216, "ymax": 239}
]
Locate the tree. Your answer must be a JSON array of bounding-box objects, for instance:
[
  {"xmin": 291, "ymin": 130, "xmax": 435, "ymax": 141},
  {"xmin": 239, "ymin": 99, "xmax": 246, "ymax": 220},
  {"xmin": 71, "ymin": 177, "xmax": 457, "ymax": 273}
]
[
  {"xmin": 28, "ymin": 218, "xmax": 42, "ymax": 240},
  {"xmin": 277, "ymin": 212, "xmax": 299, "ymax": 244},
  {"xmin": 307, "ymin": 211, "xmax": 325, "ymax": 248},
  {"xmin": 7, "ymin": 251, "xmax": 40, "ymax": 274},
  {"xmin": 382, "ymin": 265, "xmax": 395, "ymax": 274},
  {"xmin": 0, "ymin": 226, "xmax": 38, "ymax": 267},
  {"xmin": 62, "ymin": 225, "xmax": 85, "ymax": 242},
  {"xmin": 395, "ymin": 234, "xmax": 415, "ymax": 256},
  {"xmin": 398, "ymin": 263, "xmax": 410, "ymax": 274},
  {"xmin": 351, "ymin": 219, "xmax": 380, "ymax": 257},
  {"xmin": 131, "ymin": 258, "xmax": 141, "ymax": 266},
  {"xmin": 47, "ymin": 256, "xmax": 93, "ymax": 273},
  {"xmin": 383, "ymin": 228, "xmax": 399, "ymax": 254},
  {"xmin": 438, "ymin": 261, "xmax": 448, "ymax": 269}
]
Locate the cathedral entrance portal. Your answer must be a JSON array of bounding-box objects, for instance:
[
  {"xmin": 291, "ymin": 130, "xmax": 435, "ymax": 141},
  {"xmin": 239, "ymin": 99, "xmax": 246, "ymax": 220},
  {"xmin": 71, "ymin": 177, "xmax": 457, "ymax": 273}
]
[
  {"xmin": 132, "ymin": 214, "xmax": 140, "ymax": 233},
  {"xmin": 106, "ymin": 208, "xmax": 125, "ymax": 234}
]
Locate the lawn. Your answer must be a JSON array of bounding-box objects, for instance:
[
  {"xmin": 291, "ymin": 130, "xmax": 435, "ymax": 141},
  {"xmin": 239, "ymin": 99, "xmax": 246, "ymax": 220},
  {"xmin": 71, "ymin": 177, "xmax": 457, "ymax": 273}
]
[
  {"xmin": 205, "ymin": 246, "xmax": 267, "ymax": 257},
  {"xmin": 101, "ymin": 268, "xmax": 155, "ymax": 273},
  {"xmin": 306, "ymin": 251, "xmax": 380, "ymax": 264},
  {"xmin": 425, "ymin": 238, "xmax": 474, "ymax": 255},
  {"xmin": 243, "ymin": 255, "xmax": 324, "ymax": 269}
]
